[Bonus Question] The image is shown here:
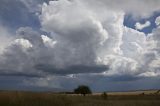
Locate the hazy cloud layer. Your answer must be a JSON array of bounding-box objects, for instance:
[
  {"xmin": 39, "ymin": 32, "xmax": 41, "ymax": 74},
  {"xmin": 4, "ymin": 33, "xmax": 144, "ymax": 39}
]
[
  {"xmin": 81, "ymin": 0, "xmax": 160, "ymax": 18},
  {"xmin": 0, "ymin": 24, "xmax": 14, "ymax": 53}
]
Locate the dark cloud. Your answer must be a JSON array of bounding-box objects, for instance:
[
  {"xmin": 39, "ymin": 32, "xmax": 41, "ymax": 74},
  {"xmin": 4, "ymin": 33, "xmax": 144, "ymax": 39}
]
[
  {"xmin": 0, "ymin": 71, "xmax": 42, "ymax": 78},
  {"xmin": 35, "ymin": 64, "xmax": 109, "ymax": 75},
  {"xmin": 106, "ymin": 75, "xmax": 141, "ymax": 82}
]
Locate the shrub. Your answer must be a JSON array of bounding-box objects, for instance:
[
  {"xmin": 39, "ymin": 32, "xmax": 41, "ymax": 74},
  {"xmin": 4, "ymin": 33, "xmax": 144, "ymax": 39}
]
[{"xmin": 101, "ymin": 92, "xmax": 108, "ymax": 100}]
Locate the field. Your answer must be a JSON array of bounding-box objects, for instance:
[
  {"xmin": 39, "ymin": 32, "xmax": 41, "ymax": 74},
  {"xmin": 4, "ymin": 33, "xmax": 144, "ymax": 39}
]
[{"xmin": 0, "ymin": 90, "xmax": 160, "ymax": 106}]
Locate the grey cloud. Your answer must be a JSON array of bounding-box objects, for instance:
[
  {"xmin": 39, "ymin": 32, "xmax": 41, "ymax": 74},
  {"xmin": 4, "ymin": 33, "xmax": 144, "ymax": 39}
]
[
  {"xmin": 0, "ymin": 71, "xmax": 42, "ymax": 78},
  {"xmin": 35, "ymin": 64, "xmax": 109, "ymax": 75},
  {"xmin": 0, "ymin": 26, "xmax": 109, "ymax": 78},
  {"xmin": 16, "ymin": 27, "xmax": 44, "ymax": 47}
]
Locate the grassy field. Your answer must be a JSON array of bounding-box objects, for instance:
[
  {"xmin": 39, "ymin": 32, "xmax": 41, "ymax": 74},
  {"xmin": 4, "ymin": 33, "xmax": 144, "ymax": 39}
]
[{"xmin": 0, "ymin": 90, "xmax": 160, "ymax": 106}]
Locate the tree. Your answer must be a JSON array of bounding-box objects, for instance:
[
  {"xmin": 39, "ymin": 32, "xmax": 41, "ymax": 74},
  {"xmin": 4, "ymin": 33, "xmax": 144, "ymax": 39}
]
[{"xmin": 74, "ymin": 85, "xmax": 92, "ymax": 96}]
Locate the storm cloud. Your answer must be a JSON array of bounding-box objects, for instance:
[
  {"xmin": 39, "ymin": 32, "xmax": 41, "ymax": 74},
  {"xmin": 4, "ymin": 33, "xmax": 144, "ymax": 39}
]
[{"xmin": 0, "ymin": 0, "xmax": 160, "ymax": 91}]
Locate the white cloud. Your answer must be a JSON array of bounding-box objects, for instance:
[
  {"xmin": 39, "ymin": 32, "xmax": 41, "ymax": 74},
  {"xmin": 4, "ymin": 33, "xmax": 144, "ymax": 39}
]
[
  {"xmin": 122, "ymin": 27, "xmax": 146, "ymax": 58},
  {"xmin": 138, "ymin": 72, "xmax": 160, "ymax": 77},
  {"xmin": 13, "ymin": 39, "xmax": 33, "ymax": 49},
  {"xmin": 97, "ymin": 55, "xmax": 138, "ymax": 76},
  {"xmin": 155, "ymin": 16, "xmax": 160, "ymax": 26},
  {"xmin": 136, "ymin": 26, "xmax": 160, "ymax": 77},
  {"xmin": 40, "ymin": 0, "xmax": 126, "ymax": 68},
  {"xmin": 41, "ymin": 35, "xmax": 57, "ymax": 48},
  {"xmin": 135, "ymin": 21, "xmax": 151, "ymax": 30},
  {"xmin": 40, "ymin": 0, "xmax": 148, "ymax": 77}
]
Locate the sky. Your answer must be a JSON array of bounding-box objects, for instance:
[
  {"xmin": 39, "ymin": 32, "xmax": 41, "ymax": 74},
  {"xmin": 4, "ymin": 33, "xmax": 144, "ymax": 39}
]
[{"xmin": 0, "ymin": 0, "xmax": 160, "ymax": 92}]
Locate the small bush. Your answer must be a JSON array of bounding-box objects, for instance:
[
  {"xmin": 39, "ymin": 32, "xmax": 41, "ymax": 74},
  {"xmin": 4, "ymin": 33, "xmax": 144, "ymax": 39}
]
[{"xmin": 101, "ymin": 92, "xmax": 108, "ymax": 100}]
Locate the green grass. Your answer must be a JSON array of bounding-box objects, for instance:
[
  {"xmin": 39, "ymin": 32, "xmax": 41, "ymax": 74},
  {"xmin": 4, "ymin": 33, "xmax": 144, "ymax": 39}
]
[{"xmin": 0, "ymin": 91, "xmax": 160, "ymax": 106}]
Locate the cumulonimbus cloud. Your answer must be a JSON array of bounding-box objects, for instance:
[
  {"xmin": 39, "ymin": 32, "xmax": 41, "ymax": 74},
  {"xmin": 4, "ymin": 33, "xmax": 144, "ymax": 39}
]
[{"xmin": 0, "ymin": 0, "xmax": 160, "ymax": 89}]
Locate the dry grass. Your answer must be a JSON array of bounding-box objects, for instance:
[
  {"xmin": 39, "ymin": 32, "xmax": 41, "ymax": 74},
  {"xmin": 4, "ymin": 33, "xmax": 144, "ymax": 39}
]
[
  {"xmin": 0, "ymin": 90, "xmax": 160, "ymax": 106},
  {"xmin": 109, "ymin": 90, "xmax": 158, "ymax": 95}
]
